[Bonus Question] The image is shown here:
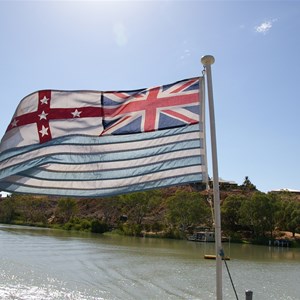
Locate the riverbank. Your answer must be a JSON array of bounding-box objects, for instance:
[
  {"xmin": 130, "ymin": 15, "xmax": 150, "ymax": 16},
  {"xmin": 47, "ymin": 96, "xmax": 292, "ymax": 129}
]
[
  {"xmin": 3, "ymin": 219, "xmax": 300, "ymax": 249},
  {"xmin": 1, "ymin": 186, "xmax": 299, "ymax": 246}
]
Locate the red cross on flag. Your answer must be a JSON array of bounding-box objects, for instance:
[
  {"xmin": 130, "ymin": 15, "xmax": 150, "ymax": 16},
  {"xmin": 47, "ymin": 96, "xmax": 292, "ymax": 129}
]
[{"xmin": 2, "ymin": 90, "xmax": 103, "ymax": 152}]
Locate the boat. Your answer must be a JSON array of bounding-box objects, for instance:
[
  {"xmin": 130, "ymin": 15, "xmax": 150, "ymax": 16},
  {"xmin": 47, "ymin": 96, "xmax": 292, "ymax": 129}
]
[
  {"xmin": 187, "ymin": 229, "xmax": 230, "ymax": 243},
  {"xmin": 187, "ymin": 230, "xmax": 215, "ymax": 242}
]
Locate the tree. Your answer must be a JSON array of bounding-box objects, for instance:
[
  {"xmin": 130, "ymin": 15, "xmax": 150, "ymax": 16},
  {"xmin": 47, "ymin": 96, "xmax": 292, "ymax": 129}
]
[
  {"xmin": 0, "ymin": 198, "xmax": 15, "ymax": 223},
  {"xmin": 241, "ymin": 176, "xmax": 257, "ymax": 191},
  {"xmin": 117, "ymin": 190, "xmax": 162, "ymax": 236},
  {"xmin": 19, "ymin": 198, "xmax": 48, "ymax": 224},
  {"xmin": 100, "ymin": 196, "xmax": 124, "ymax": 224},
  {"xmin": 57, "ymin": 198, "xmax": 78, "ymax": 223},
  {"xmin": 165, "ymin": 190, "xmax": 210, "ymax": 232},
  {"xmin": 289, "ymin": 203, "xmax": 300, "ymax": 237},
  {"xmin": 239, "ymin": 192, "xmax": 279, "ymax": 239},
  {"xmin": 91, "ymin": 219, "xmax": 109, "ymax": 233},
  {"xmin": 278, "ymin": 197, "xmax": 300, "ymax": 237},
  {"xmin": 120, "ymin": 190, "xmax": 161, "ymax": 225},
  {"xmin": 221, "ymin": 194, "xmax": 246, "ymax": 232}
]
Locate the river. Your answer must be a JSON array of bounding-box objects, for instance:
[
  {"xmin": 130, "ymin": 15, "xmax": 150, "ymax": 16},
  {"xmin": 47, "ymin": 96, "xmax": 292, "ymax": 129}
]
[{"xmin": 0, "ymin": 224, "xmax": 299, "ymax": 300}]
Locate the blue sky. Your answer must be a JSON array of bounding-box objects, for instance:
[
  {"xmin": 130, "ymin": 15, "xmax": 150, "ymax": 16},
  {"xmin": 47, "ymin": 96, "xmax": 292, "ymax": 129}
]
[{"xmin": 0, "ymin": 0, "xmax": 299, "ymax": 193}]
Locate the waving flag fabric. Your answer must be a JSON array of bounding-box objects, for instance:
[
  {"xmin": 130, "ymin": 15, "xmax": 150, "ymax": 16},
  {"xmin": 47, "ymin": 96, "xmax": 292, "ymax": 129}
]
[{"xmin": 0, "ymin": 77, "xmax": 207, "ymax": 197}]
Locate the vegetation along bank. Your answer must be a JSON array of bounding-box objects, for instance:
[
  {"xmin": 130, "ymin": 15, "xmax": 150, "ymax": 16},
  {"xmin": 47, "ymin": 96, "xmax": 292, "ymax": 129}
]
[{"xmin": 0, "ymin": 177, "xmax": 299, "ymax": 247}]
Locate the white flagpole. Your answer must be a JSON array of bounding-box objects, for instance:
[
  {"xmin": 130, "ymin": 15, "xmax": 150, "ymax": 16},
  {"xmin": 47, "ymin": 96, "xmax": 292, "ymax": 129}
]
[{"xmin": 201, "ymin": 55, "xmax": 223, "ymax": 300}]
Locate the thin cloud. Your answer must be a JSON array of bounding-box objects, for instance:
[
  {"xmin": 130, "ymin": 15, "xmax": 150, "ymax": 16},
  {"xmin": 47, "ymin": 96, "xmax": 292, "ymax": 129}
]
[
  {"xmin": 255, "ymin": 19, "xmax": 277, "ymax": 34},
  {"xmin": 180, "ymin": 49, "xmax": 191, "ymax": 60},
  {"xmin": 113, "ymin": 22, "xmax": 128, "ymax": 47}
]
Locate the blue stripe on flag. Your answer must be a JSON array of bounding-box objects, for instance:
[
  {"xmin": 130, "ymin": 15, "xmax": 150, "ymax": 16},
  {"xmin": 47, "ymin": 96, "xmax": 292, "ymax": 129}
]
[
  {"xmin": 20, "ymin": 156, "xmax": 203, "ymax": 181},
  {"xmin": 0, "ymin": 173, "xmax": 204, "ymax": 198},
  {"xmin": 0, "ymin": 124, "xmax": 206, "ymax": 197}
]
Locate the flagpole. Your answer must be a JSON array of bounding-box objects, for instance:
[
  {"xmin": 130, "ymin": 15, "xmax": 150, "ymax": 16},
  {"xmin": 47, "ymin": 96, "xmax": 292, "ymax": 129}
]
[{"xmin": 201, "ymin": 55, "xmax": 223, "ymax": 300}]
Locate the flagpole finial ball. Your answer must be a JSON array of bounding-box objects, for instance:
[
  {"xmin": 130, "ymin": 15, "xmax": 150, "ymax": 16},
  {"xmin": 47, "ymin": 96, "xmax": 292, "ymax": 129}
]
[{"xmin": 201, "ymin": 55, "xmax": 215, "ymax": 66}]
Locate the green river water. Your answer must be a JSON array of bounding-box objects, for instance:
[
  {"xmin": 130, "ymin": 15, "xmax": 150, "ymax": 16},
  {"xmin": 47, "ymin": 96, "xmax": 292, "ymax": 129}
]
[{"xmin": 0, "ymin": 224, "xmax": 299, "ymax": 300}]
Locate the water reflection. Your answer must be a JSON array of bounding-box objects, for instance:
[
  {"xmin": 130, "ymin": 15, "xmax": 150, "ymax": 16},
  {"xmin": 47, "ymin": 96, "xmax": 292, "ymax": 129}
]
[{"xmin": 0, "ymin": 224, "xmax": 299, "ymax": 300}]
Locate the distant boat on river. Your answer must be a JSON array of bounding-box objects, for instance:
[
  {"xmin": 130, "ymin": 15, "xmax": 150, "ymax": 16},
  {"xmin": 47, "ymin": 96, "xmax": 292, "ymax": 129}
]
[
  {"xmin": 187, "ymin": 230, "xmax": 215, "ymax": 242},
  {"xmin": 187, "ymin": 229, "xmax": 229, "ymax": 243}
]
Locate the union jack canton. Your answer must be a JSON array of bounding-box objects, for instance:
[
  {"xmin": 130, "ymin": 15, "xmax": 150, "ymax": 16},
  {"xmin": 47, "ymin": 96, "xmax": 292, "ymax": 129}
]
[{"xmin": 102, "ymin": 78, "xmax": 201, "ymax": 135}]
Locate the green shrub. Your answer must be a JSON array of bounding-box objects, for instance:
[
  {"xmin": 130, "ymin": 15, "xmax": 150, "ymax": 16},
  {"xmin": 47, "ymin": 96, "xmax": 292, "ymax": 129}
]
[
  {"xmin": 91, "ymin": 219, "xmax": 109, "ymax": 233},
  {"xmin": 62, "ymin": 217, "xmax": 91, "ymax": 231},
  {"xmin": 63, "ymin": 222, "xmax": 73, "ymax": 231},
  {"xmin": 80, "ymin": 219, "xmax": 92, "ymax": 231},
  {"xmin": 163, "ymin": 228, "xmax": 182, "ymax": 239},
  {"xmin": 0, "ymin": 198, "xmax": 15, "ymax": 223},
  {"xmin": 120, "ymin": 223, "xmax": 143, "ymax": 236}
]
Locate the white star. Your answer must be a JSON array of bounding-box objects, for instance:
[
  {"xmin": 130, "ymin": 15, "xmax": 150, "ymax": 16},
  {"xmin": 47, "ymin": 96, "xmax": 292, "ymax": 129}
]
[
  {"xmin": 40, "ymin": 96, "xmax": 49, "ymax": 105},
  {"xmin": 39, "ymin": 125, "xmax": 49, "ymax": 137},
  {"xmin": 11, "ymin": 118, "xmax": 19, "ymax": 127},
  {"xmin": 38, "ymin": 110, "xmax": 48, "ymax": 120},
  {"xmin": 71, "ymin": 109, "xmax": 82, "ymax": 118}
]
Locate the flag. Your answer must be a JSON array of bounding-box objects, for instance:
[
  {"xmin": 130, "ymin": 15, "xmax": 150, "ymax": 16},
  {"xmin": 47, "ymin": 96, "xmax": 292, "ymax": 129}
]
[{"xmin": 0, "ymin": 78, "xmax": 207, "ymax": 197}]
